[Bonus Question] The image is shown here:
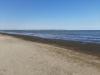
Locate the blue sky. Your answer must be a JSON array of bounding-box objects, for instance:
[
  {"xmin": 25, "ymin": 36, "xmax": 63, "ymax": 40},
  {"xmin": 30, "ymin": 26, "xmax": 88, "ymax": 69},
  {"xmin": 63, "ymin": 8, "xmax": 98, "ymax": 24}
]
[{"xmin": 0, "ymin": 0, "xmax": 100, "ymax": 30}]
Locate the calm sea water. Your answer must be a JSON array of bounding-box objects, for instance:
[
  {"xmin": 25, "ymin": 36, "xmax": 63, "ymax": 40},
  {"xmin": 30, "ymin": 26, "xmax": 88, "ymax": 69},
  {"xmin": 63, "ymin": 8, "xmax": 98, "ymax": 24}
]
[{"xmin": 1, "ymin": 30, "xmax": 100, "ymax": 44}]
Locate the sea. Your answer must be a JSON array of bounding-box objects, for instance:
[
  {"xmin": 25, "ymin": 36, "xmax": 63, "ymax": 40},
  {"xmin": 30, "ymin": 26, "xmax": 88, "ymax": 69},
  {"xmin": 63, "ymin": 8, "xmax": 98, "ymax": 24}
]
[{"xmin": 0, "ymin": 30, "xmax": 100, "ymax": 44}]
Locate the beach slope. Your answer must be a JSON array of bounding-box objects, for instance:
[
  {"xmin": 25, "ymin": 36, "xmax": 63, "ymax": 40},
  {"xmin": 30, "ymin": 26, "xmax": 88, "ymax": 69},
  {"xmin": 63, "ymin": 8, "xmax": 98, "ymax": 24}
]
[{"xmin": 0, "ymin": 34, "xmax": 100, "ymax": 75}]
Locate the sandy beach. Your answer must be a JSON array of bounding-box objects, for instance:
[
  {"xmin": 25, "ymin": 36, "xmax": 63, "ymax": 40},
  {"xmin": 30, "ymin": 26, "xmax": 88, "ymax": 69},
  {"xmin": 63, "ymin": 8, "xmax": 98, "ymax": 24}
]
[{"xmin": 0, "ymin": 34, "xmax": 100, "ymax": 75}]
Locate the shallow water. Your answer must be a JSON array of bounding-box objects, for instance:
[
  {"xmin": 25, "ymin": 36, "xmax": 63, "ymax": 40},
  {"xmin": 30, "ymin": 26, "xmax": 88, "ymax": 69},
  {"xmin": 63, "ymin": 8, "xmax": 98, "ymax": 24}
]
[{"xmin": 1, "ymin": 30, "xmax": 100, "ymax": 44}]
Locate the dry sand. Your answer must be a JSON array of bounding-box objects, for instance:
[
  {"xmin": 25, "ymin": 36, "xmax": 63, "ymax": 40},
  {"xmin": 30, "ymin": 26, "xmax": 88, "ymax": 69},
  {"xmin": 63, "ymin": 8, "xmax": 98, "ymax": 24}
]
[{"xmin": 0, "ymin": 34, "xmax": 100, "ymax": 75}]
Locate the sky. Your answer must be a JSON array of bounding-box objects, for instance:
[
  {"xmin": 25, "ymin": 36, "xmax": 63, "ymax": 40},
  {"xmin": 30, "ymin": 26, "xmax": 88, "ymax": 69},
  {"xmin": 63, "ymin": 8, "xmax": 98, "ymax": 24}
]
[{"xmin": 0, "ymin": 0, "xmax": 100, "ymax": 30}]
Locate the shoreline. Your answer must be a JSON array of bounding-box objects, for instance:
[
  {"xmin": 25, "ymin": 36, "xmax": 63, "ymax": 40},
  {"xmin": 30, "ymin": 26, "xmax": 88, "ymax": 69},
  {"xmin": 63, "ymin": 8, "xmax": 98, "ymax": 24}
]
[
  {"xmin": 0, "ymin": 33, "xmax": 100, "ymax": 75},
  {"xmin": 0, "ymin": 32, "xmax": 100, "ymax": 58}
]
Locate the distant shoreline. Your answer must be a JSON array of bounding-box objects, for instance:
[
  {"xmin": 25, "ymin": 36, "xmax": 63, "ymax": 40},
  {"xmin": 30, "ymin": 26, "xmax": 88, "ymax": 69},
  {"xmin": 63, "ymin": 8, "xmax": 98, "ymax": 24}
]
[{"xmin": 0, "ymin": 32, "xmax": 100, "ymax": 58}]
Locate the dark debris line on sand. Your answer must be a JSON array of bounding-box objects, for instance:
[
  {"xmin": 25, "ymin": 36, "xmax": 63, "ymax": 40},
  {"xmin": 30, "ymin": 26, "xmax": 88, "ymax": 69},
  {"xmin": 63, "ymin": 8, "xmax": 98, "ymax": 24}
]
[{"xmin": 0, "ymin": 32, "xmax": 100, "ymax": 58}]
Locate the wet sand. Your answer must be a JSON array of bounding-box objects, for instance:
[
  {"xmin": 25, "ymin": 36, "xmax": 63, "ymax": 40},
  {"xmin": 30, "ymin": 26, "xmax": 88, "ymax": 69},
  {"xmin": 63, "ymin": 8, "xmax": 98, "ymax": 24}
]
[{"xmin": 0, "ymin": 34, "xmax": 100, "ymax": 75}]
